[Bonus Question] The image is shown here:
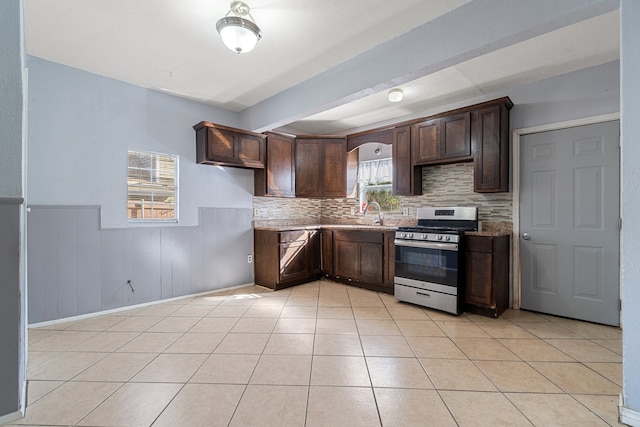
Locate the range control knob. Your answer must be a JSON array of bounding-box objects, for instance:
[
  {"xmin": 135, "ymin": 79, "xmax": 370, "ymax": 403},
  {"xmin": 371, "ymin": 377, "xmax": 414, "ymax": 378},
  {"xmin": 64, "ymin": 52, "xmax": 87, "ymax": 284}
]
[
  {"xmin": 400, "ymin": 233, "xmax": 406, "ymax": 238},
  {"xmin": 408, "ymin": 233, "xmax": 414, "ymax": 238},
  {"xmin": 445, "ymin": 235, "xmax": 451, "ymax": 241},
  {"xmin": 421, "ymin": 234, "xmax": 427, "ymax": 239},
  {"xmin": 437, "ymin": 235, "xmax": 443, "ymax": 241}
]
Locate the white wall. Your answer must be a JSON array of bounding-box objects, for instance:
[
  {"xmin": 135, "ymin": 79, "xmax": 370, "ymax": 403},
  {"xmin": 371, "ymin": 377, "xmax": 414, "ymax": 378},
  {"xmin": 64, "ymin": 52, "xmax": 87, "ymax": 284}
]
[
  {"xmin": 26, "ymin": 57, "xmax": 253, "ymax": 228},
  {"xmin": 621, "ymin": 0, "xmax": 640, "ymax": 422}
]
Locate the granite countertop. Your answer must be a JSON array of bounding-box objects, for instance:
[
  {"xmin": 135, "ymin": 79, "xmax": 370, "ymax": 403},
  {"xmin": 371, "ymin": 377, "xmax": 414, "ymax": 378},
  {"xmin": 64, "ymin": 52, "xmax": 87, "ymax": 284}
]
[
  {"xmin": 254, "ymin": 223, "xmax": 397, "ymax": 232},
  {"xmin": 255, "ymin": 220, "xmax": 513, "ymax": 235},
  {"xmin": 465, "ymin": 221, "xmax": 513, "ymax": 237},
  {"xmin": 465, "ymin": 230, "xmax": 512, "ymax": 237}
]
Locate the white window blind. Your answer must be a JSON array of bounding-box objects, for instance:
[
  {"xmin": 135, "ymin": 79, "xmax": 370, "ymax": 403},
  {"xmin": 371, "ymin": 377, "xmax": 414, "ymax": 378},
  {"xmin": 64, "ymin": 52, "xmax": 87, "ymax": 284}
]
[{"xmin": 127, "ymin": 150, "xmax": 178, "ymax": 222}]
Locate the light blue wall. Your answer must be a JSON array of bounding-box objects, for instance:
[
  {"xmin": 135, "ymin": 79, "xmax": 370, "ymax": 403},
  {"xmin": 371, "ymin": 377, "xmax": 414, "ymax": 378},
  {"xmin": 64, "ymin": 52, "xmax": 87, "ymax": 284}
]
[
  {"xmin": 0, "ymin": 2, "xmax": 24, "ymax": 198},
  {"xmin": 26, "ymin": 56, "xmax": 252, "ymax": 228},
  {"xmin": 27, "ymin": 206, "xmax": 253, "ymax": 324},
  {"xmin": 621, "ymin": 0, "xmax": 640, "ymax": 420},
  {"xmin": 0, "ymin": 0, "xmax": 25, "ymax": 420},
  {"xmin": 25, "ymin": 57, "xmax": 257, "ymax": 324}
]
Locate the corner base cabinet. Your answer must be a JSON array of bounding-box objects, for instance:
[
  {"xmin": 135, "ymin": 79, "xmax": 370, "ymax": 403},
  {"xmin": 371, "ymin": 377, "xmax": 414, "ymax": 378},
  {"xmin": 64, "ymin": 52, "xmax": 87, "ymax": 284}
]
[
  {"xmin": 254, "ymin": 229, "xmax": 320, "ymax": 290},
  {"xmin": 464, "ymin": 234, "xmax": 510, "ymax": 318}
]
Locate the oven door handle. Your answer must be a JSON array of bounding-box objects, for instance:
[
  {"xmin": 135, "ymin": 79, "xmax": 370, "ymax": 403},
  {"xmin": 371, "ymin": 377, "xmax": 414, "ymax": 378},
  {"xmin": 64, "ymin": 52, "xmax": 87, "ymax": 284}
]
[{"xmin": 394, "ymin": 239, "xmax": 459, "ymax": 251}]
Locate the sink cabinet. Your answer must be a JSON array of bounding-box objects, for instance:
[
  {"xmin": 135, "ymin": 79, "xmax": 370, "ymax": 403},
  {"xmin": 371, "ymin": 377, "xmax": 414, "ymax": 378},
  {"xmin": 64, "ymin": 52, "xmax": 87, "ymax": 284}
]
[
  {"xmin": 194, "ymin": 121, "xmax": 265, "ymax": 169},
  {"xmin": 295, "ymin": 137, "xmax": 348, "ymax": 198},
  {"xmin": 464, "ymin": 234, "xmax": 510, "ymax": 318},
  {"xmin": 330, "ymin": 230, "xmax": 393, "ymax": 293},
  {"xmin": 384, "ymin": 231, "xmax": 396, "ymax": 287},
  {"xmin": 254, "ymin": 229, "xmax": 321, "ymax": 290},
  {"xmin": 255, "ymin": 132, "xmax": 295, "ymax": 197}
]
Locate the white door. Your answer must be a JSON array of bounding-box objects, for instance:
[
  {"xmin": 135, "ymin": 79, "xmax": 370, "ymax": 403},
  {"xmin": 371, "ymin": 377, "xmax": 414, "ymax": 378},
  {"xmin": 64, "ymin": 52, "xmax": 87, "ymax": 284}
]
[{"xmin": 520, "ymin": 121, "xmax": 620, "ymax": 326}]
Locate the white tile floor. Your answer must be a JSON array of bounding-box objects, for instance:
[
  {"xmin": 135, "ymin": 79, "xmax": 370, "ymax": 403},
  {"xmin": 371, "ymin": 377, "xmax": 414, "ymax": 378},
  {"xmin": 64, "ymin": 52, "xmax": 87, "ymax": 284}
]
[{"xmin": 6, "ymin": 279, "xmax": 624, "ymax": 426}]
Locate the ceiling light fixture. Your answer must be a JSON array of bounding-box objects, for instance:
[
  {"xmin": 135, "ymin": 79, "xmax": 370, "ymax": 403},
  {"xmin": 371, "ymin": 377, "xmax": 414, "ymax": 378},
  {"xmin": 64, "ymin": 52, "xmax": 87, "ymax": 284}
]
[
  {"xmin": 388, "ymin": 88, "xmax": 404, "ymax": 103},
  {"xmin": 216, "ymin": 1, "xmax": 262, "ymax": 54}
]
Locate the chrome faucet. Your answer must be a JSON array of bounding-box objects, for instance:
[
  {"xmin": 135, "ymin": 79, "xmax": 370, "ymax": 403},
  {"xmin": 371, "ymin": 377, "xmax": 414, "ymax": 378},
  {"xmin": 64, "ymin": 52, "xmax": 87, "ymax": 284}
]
[{"xmin": 363, "ymin": 201, "xmax": 382, "ymax": 225}]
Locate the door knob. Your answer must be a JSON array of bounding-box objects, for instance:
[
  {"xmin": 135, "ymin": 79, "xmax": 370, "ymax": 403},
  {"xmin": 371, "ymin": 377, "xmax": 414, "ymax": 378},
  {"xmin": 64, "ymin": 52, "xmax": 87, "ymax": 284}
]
[{"xmin": 522, "ymin": 233, "xmax": 531, "ymax": 240}]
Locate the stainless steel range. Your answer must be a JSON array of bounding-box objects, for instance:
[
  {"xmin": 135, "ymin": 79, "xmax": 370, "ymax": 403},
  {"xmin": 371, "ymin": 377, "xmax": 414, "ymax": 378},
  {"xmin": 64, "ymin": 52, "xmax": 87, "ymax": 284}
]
[{"xmin": 394, "ymin": 206, "xmax": 478, "ymax": 315}]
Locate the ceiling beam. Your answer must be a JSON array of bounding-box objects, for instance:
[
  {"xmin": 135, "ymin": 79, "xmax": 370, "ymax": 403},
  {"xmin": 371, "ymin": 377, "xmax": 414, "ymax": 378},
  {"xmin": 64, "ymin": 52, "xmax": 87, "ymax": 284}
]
[{"xmin": 239, "ymin": 0, "xmax": 619, "ymax": 133}]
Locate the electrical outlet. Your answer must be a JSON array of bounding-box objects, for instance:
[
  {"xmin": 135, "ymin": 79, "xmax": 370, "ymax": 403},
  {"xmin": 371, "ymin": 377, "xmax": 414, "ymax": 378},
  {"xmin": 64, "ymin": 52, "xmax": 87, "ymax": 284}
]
[
  {"xmin": 350, "ymin": 207, "xmax": 356, "ymax": 215},
  {"xmin": 247, "ymin": 254, "xmax": 253, "ymax": 263},
  {"xmin": 253, "ymin": 208, "xmax": 259, "ymax": 216},
  {"xmin": 402, "ymin": 207, "xmax": 409, "ymax": 216}
]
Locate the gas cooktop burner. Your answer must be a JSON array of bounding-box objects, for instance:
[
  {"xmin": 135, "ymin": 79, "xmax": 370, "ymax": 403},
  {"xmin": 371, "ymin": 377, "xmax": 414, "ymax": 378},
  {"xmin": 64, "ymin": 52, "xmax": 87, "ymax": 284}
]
[{"xmin": 397, "ymin": 225, "xmax": 466, "ymax": 234}]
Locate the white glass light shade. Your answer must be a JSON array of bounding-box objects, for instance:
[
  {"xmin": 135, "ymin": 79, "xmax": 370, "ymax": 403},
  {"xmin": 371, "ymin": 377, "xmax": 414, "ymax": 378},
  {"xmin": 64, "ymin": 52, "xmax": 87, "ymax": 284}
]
[
  {"xmin": 388, "ymin": 88, "xmax": 403, "ymax": 103},
  {"xmin": 216, "ymin": 16, "xmax": 261, "ymax": 54}
]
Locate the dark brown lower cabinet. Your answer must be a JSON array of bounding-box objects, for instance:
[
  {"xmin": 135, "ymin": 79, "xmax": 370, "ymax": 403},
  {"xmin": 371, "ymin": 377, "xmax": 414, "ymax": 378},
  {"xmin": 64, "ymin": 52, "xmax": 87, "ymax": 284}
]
[
  {"xmin": 256, "ymin": 227, "xmax": 394, "ymax": 294},
  {"xmin": 254, "ymin": 229, "xmax": 320, "ymax": 290},
  {"xmin": 331, "ymin": 230, "xmax": 392, "ymax": 294},
  {"xmin": 321, "ymin": 229, "xmax": 334, "ymax": 275},
  {"xmin": 384, "ymin": 231, "xmax": 395, "ymax": 288},
  {"xmin": 464, "ymin": 234, "xmax": 510, "ymax": 318}
]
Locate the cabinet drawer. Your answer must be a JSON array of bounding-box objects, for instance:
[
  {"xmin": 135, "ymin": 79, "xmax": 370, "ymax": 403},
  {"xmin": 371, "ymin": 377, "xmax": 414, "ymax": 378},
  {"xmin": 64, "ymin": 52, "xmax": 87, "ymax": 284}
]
[
  {"xmin": 465, "ymin": 236, "xmax": 493, "ymax": 253},
  {"xmin": 333, "ymin": 230, "xmax": 383, "ymax": 244},
  {"xmin": 279, "ymin": 230, "xmax": 309, "ymax": 243}
]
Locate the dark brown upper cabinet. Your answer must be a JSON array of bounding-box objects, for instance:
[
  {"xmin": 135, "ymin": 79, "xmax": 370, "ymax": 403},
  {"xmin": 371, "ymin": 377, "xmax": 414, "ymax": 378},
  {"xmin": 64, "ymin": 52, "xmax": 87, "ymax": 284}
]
[
  {"xmin": 295, "ymin": 136, "xmax": 349, "ymax": 198},
  {"xmin": 392, "ymin": 125, "xmax": 421, "ymax": 196},
  {"xmin": 255, "ymin": 132, "xmax": 295, "ymax": 197},
  {"xmin": 412, "ymin": 112, "xmax": 471, "ymax": 165},
  {"xmin": 194, "ymin": 121, "xmax": 265, "ymax": 169},
  {"xmin": 472, "ymin": 100, "xmax": 512, "ymax": 192}
]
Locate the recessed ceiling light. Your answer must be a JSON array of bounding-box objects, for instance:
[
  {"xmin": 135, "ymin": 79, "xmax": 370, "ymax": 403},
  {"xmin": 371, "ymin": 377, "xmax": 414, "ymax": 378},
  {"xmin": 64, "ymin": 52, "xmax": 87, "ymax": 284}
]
[{"xmin": 388, "ymin": 88, "xmax": 403, "ymax": 103}]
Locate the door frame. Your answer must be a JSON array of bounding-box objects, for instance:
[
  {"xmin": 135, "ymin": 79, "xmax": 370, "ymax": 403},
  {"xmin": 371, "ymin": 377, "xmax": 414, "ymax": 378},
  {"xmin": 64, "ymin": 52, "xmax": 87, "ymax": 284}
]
[{"xmin": 511, "ymin": 112, "xmax": 620, "ymax": 309}]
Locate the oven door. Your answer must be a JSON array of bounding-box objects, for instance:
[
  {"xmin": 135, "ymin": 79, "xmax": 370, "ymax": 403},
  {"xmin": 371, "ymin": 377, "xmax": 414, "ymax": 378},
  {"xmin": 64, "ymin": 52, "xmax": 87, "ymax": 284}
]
[{"xmin": 394, "ymin": 239, "xmax": 460, "ymax": 287}]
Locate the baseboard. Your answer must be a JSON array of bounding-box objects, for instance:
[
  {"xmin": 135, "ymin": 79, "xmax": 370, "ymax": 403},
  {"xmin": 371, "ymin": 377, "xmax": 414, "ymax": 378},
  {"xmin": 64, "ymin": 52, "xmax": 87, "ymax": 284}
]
[
  {"xmin": 29, "ymin": 282, "xmax": 255, "ymax": 328},
  {"xmin": 621, "ymin": 404, "xmax": 640, "ymax": 426},
  {"xmin": 0, "ymin": 409, "xmax": 24, "ymax": 425}
]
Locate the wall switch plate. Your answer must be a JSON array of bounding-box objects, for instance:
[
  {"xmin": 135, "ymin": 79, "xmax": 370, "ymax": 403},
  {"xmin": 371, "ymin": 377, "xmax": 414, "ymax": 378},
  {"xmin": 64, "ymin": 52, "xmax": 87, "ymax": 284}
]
[
  {"xmin": 247, "ymin": 254, "xmax": 253, "ymax": 263},
  {"xmin": 350, "ymin": 207, "xmax": 356, "ymax": 215},
  {"xmin": 402, "ymin": 207, "xmax": 409, "ymax": 216},
  {"xmin": 253, "ymin": 208, "xmax": 259, "ymax": 216}
]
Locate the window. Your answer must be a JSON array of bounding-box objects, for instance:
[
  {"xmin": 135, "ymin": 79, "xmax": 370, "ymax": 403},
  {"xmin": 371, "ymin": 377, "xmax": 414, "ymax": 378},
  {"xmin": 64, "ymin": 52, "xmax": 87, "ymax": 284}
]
[
  {"xmin": 357, "ymin": 158, "xmax": 400, "ymax": 213},
  {"xmin": 127, "ymin": 150, "xmax": 178, "ymax": 222}
]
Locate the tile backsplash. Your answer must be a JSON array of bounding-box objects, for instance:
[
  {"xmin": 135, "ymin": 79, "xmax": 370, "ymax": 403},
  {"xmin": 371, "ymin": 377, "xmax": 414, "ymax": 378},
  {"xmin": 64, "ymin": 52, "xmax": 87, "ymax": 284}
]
[{"xmin": 253, "ymin": 162, "xmax": 512, "ymax": 227}]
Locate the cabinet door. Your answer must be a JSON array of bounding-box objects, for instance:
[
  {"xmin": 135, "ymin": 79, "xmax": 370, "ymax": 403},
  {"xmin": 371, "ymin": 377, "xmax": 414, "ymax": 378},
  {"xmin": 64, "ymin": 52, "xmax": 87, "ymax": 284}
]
[
  {"xmin": 334, "ymin": 239, "xmax": 359, "ymax": 279},
  {"xmin": 279, "ymin": 241, "xmax": 309, "ymax": 283},
  {"xmin": 441, "ymin": 112, "xmax": 471, "ymax": 160},
  {"xmin": 465, "ymin": 250, "xmax": 494, "ymax": 307},
  {"xmin": 384, "ymin": 231, "xmax": 395, "ymax": 287},
  {"xmin": 236, "ymin": 133, "xmax": 265, "ymax": 168},
  {"xmin": 308, "ymin": 230, "xmax": 321, "ymax": 275},
  {"xmin": 208, "ymin": 127, "xmax": 236, "ymax": 162},
  {"xmin": 295, "ymin": 139, "xmax": 323, "ymax": 197},
  {"xmin": 473, "ymin": 104, "xmax": 508, "ymax": 192},
  {"xmin": 256, "ymin": 133, "xmax": 295, "ymax": 197},
  {"xmin": 412, "ymin": 118, "xmax": 441, "ymax": 164},
  {"xmin": 322, "ymin": 138, "xmax": 347, "ymax": 197},
  {"xmin": 321, "ymin": 229, "xmax": 333, "ymax": 275},
  {"xmin": 359, "ymin": 242, "xmax": 384, "ymax": 284},
  {"xmin": 392, "ymin": 125, "xmax": 421, "ymax": 196}
]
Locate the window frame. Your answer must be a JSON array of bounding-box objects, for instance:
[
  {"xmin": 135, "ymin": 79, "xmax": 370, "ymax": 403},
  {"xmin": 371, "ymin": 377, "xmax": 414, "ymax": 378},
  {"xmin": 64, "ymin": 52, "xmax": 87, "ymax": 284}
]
[{"xmin": 127, "ymin": 149, "xmax": 179, "ymax": 223}]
